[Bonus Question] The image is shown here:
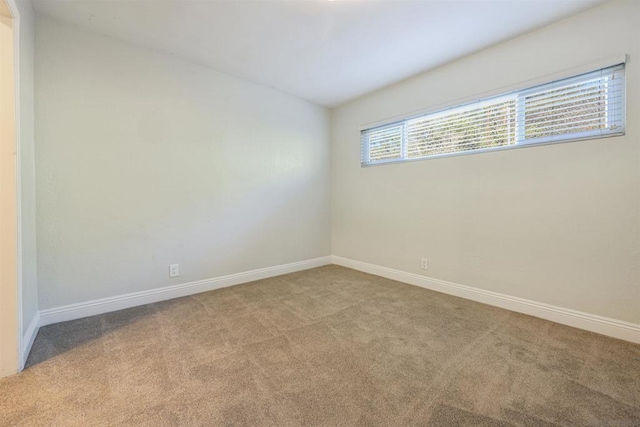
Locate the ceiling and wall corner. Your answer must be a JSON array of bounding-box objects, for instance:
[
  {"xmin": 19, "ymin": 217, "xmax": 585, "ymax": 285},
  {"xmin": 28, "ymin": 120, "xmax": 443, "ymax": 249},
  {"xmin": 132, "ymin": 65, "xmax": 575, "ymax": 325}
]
[{"xmin": 31, "ymin": 0, "xmax": 606, "ymax": 107}]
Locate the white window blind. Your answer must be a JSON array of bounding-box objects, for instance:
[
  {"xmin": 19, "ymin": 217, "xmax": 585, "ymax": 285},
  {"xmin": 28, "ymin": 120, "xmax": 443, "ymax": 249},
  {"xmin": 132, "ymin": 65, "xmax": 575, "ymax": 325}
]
[{"xmin": 361, "ymin": 64, "xmax": 625, "ymax": 166}]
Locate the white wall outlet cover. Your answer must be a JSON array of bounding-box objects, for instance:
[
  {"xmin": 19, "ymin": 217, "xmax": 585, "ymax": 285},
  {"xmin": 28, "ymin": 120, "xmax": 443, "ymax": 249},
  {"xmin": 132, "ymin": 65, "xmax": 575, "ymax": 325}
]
[{"xmin": 169, "ymin": 264, "xmax": 179, "ymax": 277}]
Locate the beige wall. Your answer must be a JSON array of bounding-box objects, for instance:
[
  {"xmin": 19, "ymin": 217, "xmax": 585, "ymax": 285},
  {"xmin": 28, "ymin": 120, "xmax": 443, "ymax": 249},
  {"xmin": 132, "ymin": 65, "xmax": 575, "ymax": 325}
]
[
  {"xmin": 0, "ymin": 11, "xmax": 18, "ymax": 377},
  {"xmin": 331, "ymin": 0, "xmax": 640, "ymax": 324},
  {"xmin": 35, "ymin": 16, "xmax": 331, "ymax": 309}
]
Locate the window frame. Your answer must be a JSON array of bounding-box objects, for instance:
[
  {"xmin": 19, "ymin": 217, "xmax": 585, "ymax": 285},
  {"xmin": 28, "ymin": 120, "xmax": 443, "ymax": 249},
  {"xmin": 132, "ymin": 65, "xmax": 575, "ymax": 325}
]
[{"xmin": 360, "ymin": 62, "xmax": 626, "ymax": 167}]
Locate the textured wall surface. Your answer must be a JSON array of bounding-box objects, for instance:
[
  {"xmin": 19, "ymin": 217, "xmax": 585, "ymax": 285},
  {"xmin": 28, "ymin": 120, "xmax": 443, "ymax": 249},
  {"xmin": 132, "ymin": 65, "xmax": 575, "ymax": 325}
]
[
  {"xmin": 331, "ymin": 0, "xmax": 640, "ymax": 323},
  {"xmin": 35, "ymin": 16, "xmax": 331, "ymax": 309}
]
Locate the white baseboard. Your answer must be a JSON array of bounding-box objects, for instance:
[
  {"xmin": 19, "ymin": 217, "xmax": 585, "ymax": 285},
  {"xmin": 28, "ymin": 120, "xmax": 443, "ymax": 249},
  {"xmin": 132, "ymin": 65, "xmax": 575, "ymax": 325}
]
[
  {"xmin": 36, "ymin": 254, "xmax": 639, "ymax": 345},
  {"xmin": 20, "ymin": 312, "xmax": 40, "ymax": 370},
  {"xmin": 332, "ymin": 256, "xmax": 640, "ymax": 344},
  {"xmin": 39, "ymin": 256, "xmax": 332, "ymax": 327}
]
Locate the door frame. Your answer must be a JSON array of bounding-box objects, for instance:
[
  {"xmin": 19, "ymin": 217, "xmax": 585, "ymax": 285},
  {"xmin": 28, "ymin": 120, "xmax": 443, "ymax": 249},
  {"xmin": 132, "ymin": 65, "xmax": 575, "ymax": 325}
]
[{"xmin": 0, "ymin": 0, "xmax": 23, "ymax": 377}]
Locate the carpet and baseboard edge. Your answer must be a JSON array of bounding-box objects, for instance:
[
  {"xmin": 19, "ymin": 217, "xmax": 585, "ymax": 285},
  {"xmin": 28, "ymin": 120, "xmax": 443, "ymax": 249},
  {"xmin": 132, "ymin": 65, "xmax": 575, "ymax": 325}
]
[
  {"xmin": 332, "ymin": 255, "xmax": 640, "ymax": 344},
  {"xmin": 35, "ymin": 255, "xmax": 639, "ymax": 349},
  {"xmin": 38, "ymin": 256, "xmax": 332, "ymax": 327}
]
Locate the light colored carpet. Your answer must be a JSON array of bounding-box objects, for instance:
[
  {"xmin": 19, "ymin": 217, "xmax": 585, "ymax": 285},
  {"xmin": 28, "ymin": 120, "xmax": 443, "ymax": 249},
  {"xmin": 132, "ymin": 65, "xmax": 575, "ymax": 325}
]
[{"xmin": 1, "ymin": 265, "xmax": 639, "ymax": 426}]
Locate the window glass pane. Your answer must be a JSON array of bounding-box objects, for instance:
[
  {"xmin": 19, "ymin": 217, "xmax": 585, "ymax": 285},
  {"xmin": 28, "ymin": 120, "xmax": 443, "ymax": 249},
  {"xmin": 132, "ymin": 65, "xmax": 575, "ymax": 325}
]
[
  {"xmin": 524, "ymin": 77, "xmax": 609, "ymax": 140},
  {"xmin": 367, "ymin": 125, "xmax": 403, "ymax": 162},
  {"xmin": 406, "ymin": 98, "xmax": 516, "ymax": 158}
]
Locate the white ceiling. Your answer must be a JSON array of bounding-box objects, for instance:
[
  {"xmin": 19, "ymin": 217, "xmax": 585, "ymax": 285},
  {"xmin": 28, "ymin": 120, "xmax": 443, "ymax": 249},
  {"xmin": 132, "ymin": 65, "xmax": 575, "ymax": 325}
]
[{"xmin": 32, "ymin": 0, "xmax": 605, "ymax": 107}]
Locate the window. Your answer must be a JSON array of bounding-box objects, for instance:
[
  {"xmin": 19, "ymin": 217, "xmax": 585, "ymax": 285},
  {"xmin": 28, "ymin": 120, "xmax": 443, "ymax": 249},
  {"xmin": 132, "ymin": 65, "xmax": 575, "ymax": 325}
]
[{"xmin": 361, "ymin": 64, "xmax": 625, "ymax": 166}]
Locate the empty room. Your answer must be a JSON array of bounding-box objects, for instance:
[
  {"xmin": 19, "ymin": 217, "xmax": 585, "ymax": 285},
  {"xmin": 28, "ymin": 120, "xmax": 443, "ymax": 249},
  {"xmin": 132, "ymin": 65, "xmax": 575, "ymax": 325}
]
[{"xmin": 0, "ymin": 0, "xmax": 638, "ymax": 425}]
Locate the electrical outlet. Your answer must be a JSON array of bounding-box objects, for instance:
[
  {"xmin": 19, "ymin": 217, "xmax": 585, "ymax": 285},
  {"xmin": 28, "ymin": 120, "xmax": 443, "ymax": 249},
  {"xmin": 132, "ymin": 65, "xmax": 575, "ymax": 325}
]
[
  {"xmin": 169, "ymin": 264, "xmax": 179, "ymax": 277},
  {"xmin": 421, "ymin": 258, "xmax": 428, "ymax": 270}
]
